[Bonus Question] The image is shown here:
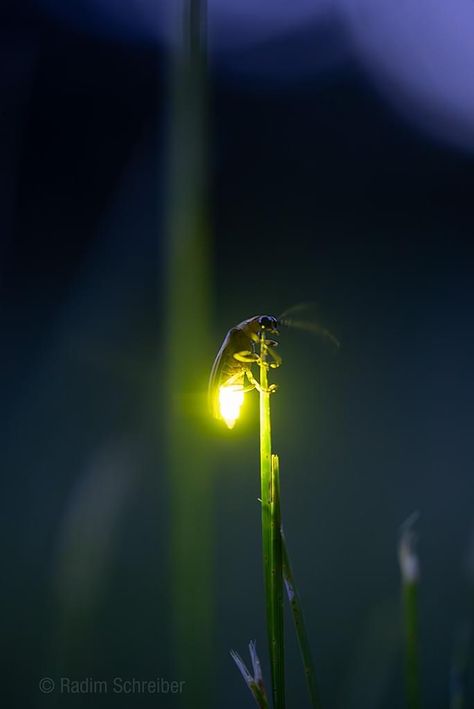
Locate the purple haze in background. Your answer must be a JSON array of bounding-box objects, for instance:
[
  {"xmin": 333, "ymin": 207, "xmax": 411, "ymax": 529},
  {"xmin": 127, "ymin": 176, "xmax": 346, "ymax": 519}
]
[
  {"xmin": 338, "ymin": 0, "xmax": 474, "ymax": 149},
  {"xmin": 39, "ymin": 0, "xmax": 474, "ymax": 150},
  {"xmin": 38, "ymin": 0, "xmax": 332, "ymax": 48}
]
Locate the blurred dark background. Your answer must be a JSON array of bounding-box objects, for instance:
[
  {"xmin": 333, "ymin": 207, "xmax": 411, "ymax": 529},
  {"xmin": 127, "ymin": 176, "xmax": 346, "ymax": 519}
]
[{"xmin": 1, "ymin": 1, "xmax": 473, "ymax": 707}]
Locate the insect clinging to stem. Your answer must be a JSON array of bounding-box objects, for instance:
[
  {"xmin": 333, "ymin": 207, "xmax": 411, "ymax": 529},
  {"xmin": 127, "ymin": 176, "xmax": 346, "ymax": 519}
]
[{"xmin": 209, "ymin": 305, "xmax": 339, "ymax": 428}]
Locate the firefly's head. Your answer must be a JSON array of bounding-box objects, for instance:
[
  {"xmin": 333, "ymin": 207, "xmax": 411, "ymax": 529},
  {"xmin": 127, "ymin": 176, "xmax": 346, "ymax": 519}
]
[{"xmin": 258, "ymin": 315, "xmax": 279, "ymax": 335}]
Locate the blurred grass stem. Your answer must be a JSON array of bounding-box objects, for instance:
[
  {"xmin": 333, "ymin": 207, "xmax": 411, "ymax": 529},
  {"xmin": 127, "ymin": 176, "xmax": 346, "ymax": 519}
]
[
  {"xmin": 399, "ymin": 516, "xmax": 422, "ymax": 709},
  {"xmin": 165, "ymin": 0, "xmax": 213, "ymax": 704},
  {"xmin": 402, "ymin": 581, "xmax": 421, "ymax": 709}
]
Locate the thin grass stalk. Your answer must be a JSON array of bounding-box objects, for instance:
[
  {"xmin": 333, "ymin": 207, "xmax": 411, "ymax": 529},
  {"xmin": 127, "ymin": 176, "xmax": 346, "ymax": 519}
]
[
  {"xmin": 450, "ymin": 623, "xmax": 470, "ymax": 709},
  {"xmin": 402, "ymin": 580, "xmax": 421, "ymax": 709},
  {"xmin": 281, "ymin": 528, "xmax": 322, "ymax": 709},
  {"xmin": 271, "ymin": 454, "xmax": 285, "ymax": 706},
  {"xmin": 259, "ymin": 332, "xmax": 285, "ymax": 708},
  {"xmin": 399, "ymin": 518, "xmax": 421, "ymax": 709}
]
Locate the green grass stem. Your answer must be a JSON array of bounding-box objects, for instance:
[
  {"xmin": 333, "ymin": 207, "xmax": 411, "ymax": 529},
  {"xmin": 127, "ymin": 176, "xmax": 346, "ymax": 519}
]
[
  {"xmin": 281, "ymin": 528, "xmax": 322, "ymax": 709},
  {"xmin": 450, "ymin": 621, "xmax": 471, "ymax": 709},
  {"xmin": 271, "ymin": 454, "xmax": 285, "ymax": 707},
  {"xmin": 399, "ymin": 518, "xmax": 421, "ymax": 709},
  {"xmin": 402, "ymin": 580, "xmax": 421, "ymax": 709},
  {"xmin": 259, "ymin": 332, "xmax": 285, "ymax": 708}
]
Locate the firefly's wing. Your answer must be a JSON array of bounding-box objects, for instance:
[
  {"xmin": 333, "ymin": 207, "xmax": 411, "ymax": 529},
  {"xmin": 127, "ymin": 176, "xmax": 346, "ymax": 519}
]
[
  {"xmin": 208, "ymin": 326, "xmax": 253, "ymax": 419},
  {"xmin": 208, "ymin": 330, "xmax": 234, "ymax": 419}
]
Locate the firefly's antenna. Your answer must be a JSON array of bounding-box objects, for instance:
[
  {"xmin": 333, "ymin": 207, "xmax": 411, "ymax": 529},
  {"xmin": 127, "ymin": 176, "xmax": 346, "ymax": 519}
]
[{"xmin": 279, "ymin": 303, "xmax": 340, "ymax": 349}]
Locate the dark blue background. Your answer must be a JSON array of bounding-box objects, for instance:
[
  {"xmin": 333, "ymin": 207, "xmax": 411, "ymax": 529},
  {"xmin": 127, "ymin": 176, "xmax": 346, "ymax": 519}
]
[{"xmin": 1, "ymin": 2, "xmax": 473, "ymax": 707}]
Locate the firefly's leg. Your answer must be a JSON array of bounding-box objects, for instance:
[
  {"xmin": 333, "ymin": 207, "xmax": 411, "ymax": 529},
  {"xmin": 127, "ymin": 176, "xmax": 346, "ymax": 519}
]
[
  {"xmin": 256, "ymin": 338, "xmax": 281, "ymax": 369},
  {"xmin": 266, "ymin": 345, "xmax": 282, "ymax": 369},
  {"xmin": 223, "ymin": 369, "xmax": 255, "ymax": 393},
  {"xmin": 233, "ymin": 350, "xmax": 260, "ymax": 363},
  {"xmin": 223, "ymin": 371, "xmax": 246, "ymax": 387},
  {"xmin": 246, "ymin": 368, "xmax": 278, "ymax": 394}
]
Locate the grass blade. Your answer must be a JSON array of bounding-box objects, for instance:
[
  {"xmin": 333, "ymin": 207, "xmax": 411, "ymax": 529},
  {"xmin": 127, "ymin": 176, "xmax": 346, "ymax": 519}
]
[
  {"xmin": 450, "ymin": 622, "xmax": 471, "ymax": 709},
  {"xmin": 281, "ymin": 528, "xmax": 322, "ymax": 709},
  {"xmin": 399, "ymin": 514, "xmax": 422, "ymax": 709},
  {"xmin": 259, "ymin": 333, "xmax": 285, "ymax": 708},
  {"xmin": 271, "ymin": 454, "xmax": 285, "ymax": 707}
]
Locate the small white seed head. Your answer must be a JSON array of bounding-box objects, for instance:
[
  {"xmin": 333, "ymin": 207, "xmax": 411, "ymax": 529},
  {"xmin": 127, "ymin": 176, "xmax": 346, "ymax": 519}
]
[{"xmin": 399, "ymin": 513, "xmax": 420, "ymax": 584}]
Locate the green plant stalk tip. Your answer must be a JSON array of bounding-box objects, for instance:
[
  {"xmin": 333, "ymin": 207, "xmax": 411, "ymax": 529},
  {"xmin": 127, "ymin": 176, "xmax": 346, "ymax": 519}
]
[
  {"xmin": 402, "ymin": 580, "xmax": 422, "ymax": 709},
  {"xmin": 230, "ymin": 645, "xmax": 269, "ymax": 709},
  {"xmin": 259, "ymin": 332, "xmax": 285, "ymax": 708},
  {"xmin": 252, "ymin": 684, "xmax": 270, "ymax": 709},
  {"xmin": 281, "ymin": 529, "xmax": 322, "ymax": 709}
]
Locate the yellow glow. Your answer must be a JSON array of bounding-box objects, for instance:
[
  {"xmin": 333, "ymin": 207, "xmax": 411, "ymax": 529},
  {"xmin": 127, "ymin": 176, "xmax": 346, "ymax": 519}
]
[{"xmin": 219, "ymin": 385, "xmax": 245, "ymax": 429}]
